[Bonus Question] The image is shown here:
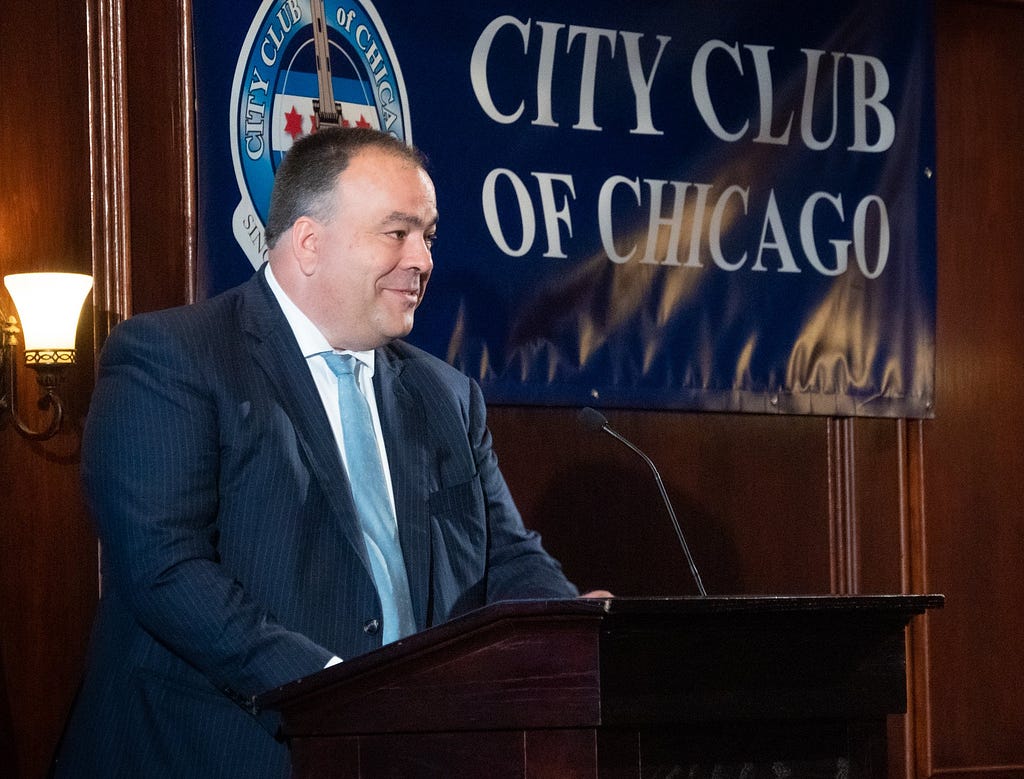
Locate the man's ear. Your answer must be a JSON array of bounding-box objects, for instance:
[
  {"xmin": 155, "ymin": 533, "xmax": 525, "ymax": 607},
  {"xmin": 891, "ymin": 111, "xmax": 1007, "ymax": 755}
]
[{"xmin": 291, "ymin": 216, "xmax": 321, "ymax": 276}]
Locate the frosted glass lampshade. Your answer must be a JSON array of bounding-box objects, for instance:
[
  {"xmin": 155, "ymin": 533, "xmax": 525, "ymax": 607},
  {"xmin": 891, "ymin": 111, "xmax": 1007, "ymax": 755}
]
[{"xmin": 4, "ymin": 272, "xmax": 93, "ymax": 360}]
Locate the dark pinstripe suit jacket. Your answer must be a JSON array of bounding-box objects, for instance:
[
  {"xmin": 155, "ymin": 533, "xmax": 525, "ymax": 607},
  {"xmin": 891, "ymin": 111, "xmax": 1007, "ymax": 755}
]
[{"xmin": 54, "ymin": 268, "xmax": 577, "ymax": 777}]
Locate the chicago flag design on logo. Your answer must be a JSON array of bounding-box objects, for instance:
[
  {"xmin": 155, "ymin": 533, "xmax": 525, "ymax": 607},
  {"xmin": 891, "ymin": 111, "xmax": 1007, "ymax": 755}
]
[{"xmin": 229, "ymin": 0, "xmax": 410, "ymax": 268}]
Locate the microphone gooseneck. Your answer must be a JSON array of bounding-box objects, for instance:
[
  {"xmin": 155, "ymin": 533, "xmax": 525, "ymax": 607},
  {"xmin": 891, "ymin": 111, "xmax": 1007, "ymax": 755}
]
[{"xmin": 577, "ymin": 407, "xmax": 708, "ymax": 597}]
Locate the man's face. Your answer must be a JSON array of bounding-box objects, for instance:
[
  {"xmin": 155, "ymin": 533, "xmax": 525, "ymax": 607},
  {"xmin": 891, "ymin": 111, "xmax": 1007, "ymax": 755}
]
[{"xmin": 308, "ymin": 147, "xmax": 437, "ymax": 350}]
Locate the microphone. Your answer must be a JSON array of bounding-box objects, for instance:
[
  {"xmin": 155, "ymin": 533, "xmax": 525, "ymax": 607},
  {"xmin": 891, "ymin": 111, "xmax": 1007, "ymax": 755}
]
[{"xmin": 578, "ymin": 407, "xmax": 708, "ymax": 596}]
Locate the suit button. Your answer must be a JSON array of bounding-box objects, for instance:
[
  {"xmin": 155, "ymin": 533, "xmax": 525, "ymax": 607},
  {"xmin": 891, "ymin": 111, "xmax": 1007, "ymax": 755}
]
[{"xmin": 363, "ymin": 618, "xmax": 380, "ymax": 635}]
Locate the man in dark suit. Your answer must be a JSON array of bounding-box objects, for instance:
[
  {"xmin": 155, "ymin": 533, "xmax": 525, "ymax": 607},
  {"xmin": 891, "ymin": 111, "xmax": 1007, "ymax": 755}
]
[{"xmin": 55, "ymin": 128, "xmax": 599, "ymax": 776}]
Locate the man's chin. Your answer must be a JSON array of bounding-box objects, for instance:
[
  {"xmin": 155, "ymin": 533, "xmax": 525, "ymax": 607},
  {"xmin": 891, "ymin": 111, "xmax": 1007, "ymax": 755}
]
[{"xmin": 383, "ymin": 316, "xmax": 416, "ymax": 343}]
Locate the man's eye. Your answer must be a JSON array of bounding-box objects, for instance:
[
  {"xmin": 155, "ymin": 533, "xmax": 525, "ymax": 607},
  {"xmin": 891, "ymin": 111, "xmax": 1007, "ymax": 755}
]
[{"xmin": 425, "ymin": 234, "xmax": 437, "ymax": 248}]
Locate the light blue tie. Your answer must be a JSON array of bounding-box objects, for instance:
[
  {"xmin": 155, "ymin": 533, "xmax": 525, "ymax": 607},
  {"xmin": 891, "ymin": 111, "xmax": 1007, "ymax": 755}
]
[{"xmin": 321, "ymin": 352, "xmax": 415, "ymax": 644}]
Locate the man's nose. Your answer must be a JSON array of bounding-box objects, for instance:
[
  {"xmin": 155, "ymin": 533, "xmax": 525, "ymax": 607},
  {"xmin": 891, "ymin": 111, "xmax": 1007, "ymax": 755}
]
[{"xmin": 404, "ymin": 235, "xmax": 433, "ymax": 272}]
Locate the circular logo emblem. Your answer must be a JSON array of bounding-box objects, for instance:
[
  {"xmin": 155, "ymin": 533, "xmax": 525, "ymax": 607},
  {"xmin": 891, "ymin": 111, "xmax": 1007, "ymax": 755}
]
[{"xmin": 229, "ymin": 0, "xmax": 411, "ymax": 268}]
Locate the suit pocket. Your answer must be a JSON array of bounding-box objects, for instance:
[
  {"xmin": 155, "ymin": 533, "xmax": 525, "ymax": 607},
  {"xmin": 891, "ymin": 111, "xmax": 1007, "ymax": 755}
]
[
  {"xmin": 427, "ymin": 477, "xmax": 488, "ymax": 617},
  {"xmin": 427, "ymin": 477, "xmax": 485, "ymax": 529}
]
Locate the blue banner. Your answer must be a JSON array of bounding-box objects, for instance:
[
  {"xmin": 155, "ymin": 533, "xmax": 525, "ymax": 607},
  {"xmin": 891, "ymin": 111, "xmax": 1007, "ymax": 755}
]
[{"xmin": 193, "ymin": 0, "xmax": 936, "ymax": 417}]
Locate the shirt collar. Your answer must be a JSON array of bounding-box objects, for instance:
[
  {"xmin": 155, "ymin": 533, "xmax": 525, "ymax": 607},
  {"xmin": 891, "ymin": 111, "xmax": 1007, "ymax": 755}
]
[{"xmin": 264, "ymin": 264, "xmax": 376, "ymax": 375}]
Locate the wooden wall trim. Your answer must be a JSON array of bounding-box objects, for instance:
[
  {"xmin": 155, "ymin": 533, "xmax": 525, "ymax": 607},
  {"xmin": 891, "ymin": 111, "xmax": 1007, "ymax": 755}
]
[
  {"xmin": 930, "ymin": 768, "xmax": 1024, "ymax": 779},
  {"xmin": 178, "ymin": 0, "xmax": 198, "ymax": 305},
  {"xmin": 86, "ymin": 0, "xmax": 132, "ymax": 338},
  {"xmin": 901, "ymin": 418, "xmax": 934, "ymax": 779},
  {"xmin": 827, "ymin": 417, "xmax": 858, "ymax": 594}
]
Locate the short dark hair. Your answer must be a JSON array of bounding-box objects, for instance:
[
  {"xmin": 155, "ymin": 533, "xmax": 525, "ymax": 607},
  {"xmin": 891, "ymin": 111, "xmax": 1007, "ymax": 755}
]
[{"xmin": 264, "ymin": 127, "xmax": 426, "ymax": 249}]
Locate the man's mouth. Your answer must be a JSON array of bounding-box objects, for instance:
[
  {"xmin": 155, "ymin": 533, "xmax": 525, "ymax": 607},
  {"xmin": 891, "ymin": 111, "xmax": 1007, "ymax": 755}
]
[{"xmin": 385, "ymin": 287, "xmax": 420, "ymax": 303}]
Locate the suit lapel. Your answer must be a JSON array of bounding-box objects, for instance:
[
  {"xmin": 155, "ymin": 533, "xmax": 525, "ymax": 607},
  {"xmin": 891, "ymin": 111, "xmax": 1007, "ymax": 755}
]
[
  {"xmin": 238, "ymin": 270, "xmax": 372, "ymax": 574},
  {"xmin": 375, "ymin": 348, "xmax": 432, "ymax": 632}
]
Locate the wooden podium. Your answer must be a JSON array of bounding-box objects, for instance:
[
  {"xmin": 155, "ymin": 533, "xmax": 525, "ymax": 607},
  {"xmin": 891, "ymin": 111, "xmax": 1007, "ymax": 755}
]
[{"xmin": 259, "ymin": 595, "xmax": 942, "ymax": 778}]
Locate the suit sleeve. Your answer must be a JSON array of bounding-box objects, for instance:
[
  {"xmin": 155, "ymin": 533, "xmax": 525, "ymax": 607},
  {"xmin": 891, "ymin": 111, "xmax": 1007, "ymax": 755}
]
[
  {"xmin": 81, "ymin": 315, "xmax": 334, "ymax": 701},
  {"xmin": 463, "ymin": 378, "xmax": 580, "ymax": 602}
]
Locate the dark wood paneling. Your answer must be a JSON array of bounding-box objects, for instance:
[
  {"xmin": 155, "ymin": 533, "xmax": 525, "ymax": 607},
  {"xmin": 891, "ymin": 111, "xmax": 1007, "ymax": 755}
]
[
  {"xmin": 0, "ymin": 2, "xmax": 98, "ymax": 777},
  {"xmin": 2, "ymin": 1, "xmax": 1023, "ymax": 778},
  {"xmin": 924, "ymin": 1, "xmax": 1024, "ymax": 773},
  {"xmin": 124, "ymin": 0, "xmax": 196, "ymax": 314},
  {"xmin": 490, "ymin": 406, "xmax": 834, "ymax": 597},
  {"xmin": 848, "ymin": 417, "xmax": 905, "ymax": 596}
]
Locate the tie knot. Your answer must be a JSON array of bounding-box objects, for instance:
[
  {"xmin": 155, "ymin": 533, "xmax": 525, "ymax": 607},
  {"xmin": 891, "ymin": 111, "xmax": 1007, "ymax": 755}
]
[{"xmin": 322, "ymin": 351, "xmax": 357, "ymax": 378}]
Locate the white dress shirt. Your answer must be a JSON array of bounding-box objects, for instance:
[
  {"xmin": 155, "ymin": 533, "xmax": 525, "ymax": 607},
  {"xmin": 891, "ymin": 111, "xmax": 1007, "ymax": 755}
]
[
  {"xmin": 265, "ymin": 265, "xmax": 402, "ymax": 667},
  {"xmin": 264, "ymin": 264, "xmax": 398, "ymax": 516}
]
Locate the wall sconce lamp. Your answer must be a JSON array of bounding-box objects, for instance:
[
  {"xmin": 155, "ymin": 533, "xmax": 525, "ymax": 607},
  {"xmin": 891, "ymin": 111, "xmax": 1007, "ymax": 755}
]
[{"xmin": 1, "ymin": 272, "xmax": 94, "ymax": 440}]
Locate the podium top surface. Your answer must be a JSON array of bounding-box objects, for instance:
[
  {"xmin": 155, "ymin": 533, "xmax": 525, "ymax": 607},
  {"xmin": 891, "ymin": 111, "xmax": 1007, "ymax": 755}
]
[{"xmin": 259, "ymin": 594, "xmax": 943, "ymax": 713}]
